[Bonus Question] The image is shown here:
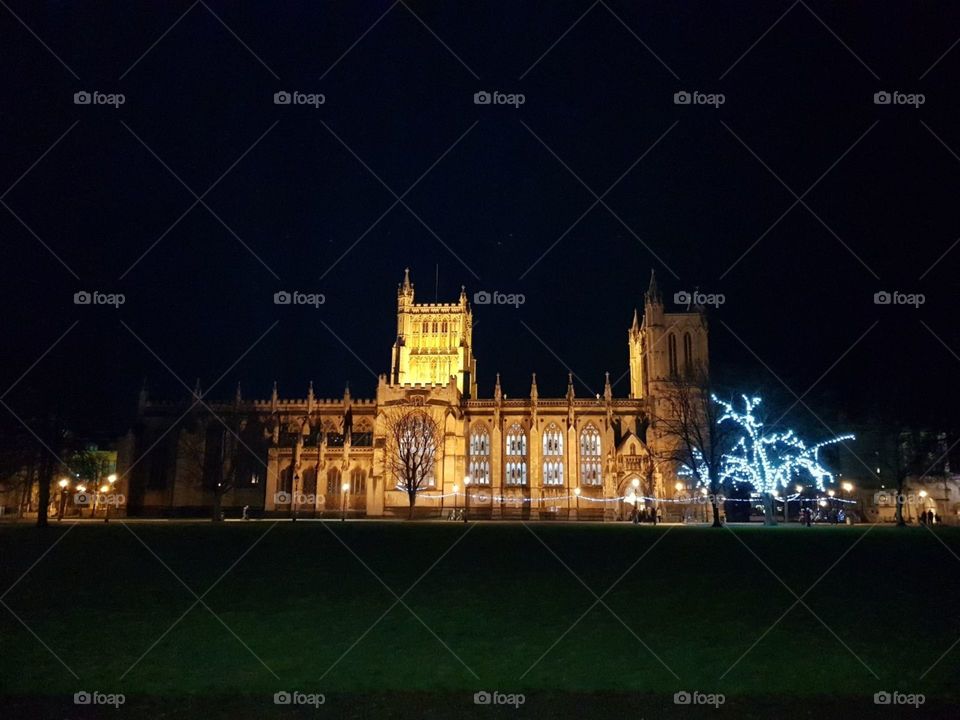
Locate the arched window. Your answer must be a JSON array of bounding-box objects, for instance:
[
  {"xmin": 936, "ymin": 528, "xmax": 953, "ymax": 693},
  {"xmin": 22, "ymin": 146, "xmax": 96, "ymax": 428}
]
[
  {"xmin": 505, "ymin": 423, "xmax": 527, "ymax": 486},
  {"xmin": 542, "ymin": 423, "xmax": 564, "ymax": 486},
  {"xmin": 580, "ymin": 424, "xmax": 602, "ymax": 486},
  {"xmin": 469, "ymin": 425, "xmax": 491, "ymax": 485},
  {"xmin": 350, "ymin": 467, "xmax": 366, "ymax": 495},
  {"xmin": 683, "ymin": 332, "xmax": 693, "ymax": 374},
  {"xmin": 668, "ymin": 333, "xmax": 678, "ymax": 377},
  {"xmin": 326, "ymin": 467, "xmax": 341, "ymax": 496},
  {"xmin": 543, "ymin": 423, "xmax": 563, "ymax": 455}
]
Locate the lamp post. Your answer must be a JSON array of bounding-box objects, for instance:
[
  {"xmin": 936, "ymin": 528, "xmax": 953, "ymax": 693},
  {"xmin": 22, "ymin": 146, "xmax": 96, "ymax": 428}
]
[
  {"xmin": 452, "ymin": 483, "xmax": 459, "ymax": 520},
  {"xmin": 100, "ymin": 484, "xmax": 111, "ymax": 522},
  {"xmin": 574, "ymin": 486, "xmax": 581, "ymax": 521},
  {"xmin": 57, "ymin": 479, "xmax": 69, "ymax": 521},
  {"xmin": 463, "ymin": 476, "xmax": 471, "ymax": 523},
  {"xmin": 341, "ymin": 481, "xmax": 350, "ymax": 521},
  {"xmin": 631, "ymin": 478, "xmax": 641, "ymax": 522}
]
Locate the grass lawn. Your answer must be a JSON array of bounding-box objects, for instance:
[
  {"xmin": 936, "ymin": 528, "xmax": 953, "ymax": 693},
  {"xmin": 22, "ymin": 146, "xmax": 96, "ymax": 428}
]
[{"xmin": 1, "ymin": 520, "xmax": 958, "ymax": 718}]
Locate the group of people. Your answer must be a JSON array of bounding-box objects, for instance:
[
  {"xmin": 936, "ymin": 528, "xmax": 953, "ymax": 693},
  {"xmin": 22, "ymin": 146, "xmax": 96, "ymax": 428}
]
[
  {"xmin": 631, "ymin": 506, "xmax": 662, "ymax": 524},
  {"xmin": 919, "ymin": 509, "xmax": 939, "ymax": 525},
  {"xmin": 798, "ymin": 506, "xmax": 846, "ymax": 526}
]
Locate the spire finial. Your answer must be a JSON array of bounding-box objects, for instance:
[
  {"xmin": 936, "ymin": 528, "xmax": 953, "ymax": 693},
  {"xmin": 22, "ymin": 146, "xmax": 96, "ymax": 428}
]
[
  {"xmin": 646, "ymin": 269, "xmax": 661, "ymax": 303},
  {"xmin": 403, "ymin": 267, "xmax": 411, "ymax": 291}
]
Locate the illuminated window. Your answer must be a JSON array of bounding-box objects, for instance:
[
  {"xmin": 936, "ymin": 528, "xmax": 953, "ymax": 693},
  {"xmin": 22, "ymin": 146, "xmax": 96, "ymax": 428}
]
[
  {"xmin": 543, "ymin": 423, "xmax": 563, "ymax": 455},
  {"xmin": 350, "ymin": 467, "xmax": 366, "ymax": 494},
  {"xmin": 668, "ymin": 333, "xmax": 678, "ymax": 376},
  {"xmin": 469, "ymin": 425, "xmax": 491, "ymax": 485},
  {"xmin": 543, "ymin": 460, "xmax": 564, "ymax": 486},
  {"xmin": 580, "ymin": 424, "xmax": 602, "ymax": 486},
  {"xmin": 505, "ymin": 423, "xmax": 527, "ymax": 486},
  {"xmin": 326, "ymin": 467, "xmax": 341, "ymax": 495}
]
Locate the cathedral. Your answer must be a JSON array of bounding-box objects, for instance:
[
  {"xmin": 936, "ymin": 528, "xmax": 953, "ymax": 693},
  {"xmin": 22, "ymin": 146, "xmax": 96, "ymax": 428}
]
[{"xmin": 123, "ymin": 269, "xmax": 709, "ymax": 520}]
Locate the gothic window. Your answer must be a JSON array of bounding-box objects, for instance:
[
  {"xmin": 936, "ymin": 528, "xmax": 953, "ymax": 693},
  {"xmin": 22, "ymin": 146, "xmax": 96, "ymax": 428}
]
[
  {"xmin": 683, "ymin": 332, "xmax": 693, "ymax": 374},
  {"xmin": 432, "ymin": 321, "xmax": 438, "ymax": 333},
  {"xmin": 469, "ymin": 424, "xmax": 491, "ymax": 485},
  {"xmin": 543, "ymin": 423, "xmax": 563, "ymax": 455},
  {"xmin": 353, "ymin": 419, "xmax": 373, "ymax": 447},
  {"xmin": 350, "ymin": 467, "xmax": 366, "ymax": 495},
  {"xmin": 543, "ymin": 460, "xmax": 564, "ymax": 486},
  {"xmin": 422, "ymin": 321, "xmax": 429, "ymax": 333},
  {"xmin": 326, "ymin": 467, "xmax": 341, "ymax": 495},
  {"xmin": 580, "ymin": 424, "xmax": 602, "ymax": 486},
  {"xmin": 542, "ymin": 423, "xmax": 564, "ymax": 486},
  {"xmin": 505, "ymin": 423, "xmax": 527, "ymax": 486},
  {"xmin": 442, "ymin": 321, "xmax": 448, "ymax": 333},
  {"xmin": 668, "ymin": 333, "xmax": 678, "ymax": 377}
]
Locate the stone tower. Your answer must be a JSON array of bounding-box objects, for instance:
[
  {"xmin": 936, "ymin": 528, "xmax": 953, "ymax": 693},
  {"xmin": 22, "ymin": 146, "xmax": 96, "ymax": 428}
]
[{"xmin": 389, "ymin": 268, "xmax": 478, "ymax": 396}]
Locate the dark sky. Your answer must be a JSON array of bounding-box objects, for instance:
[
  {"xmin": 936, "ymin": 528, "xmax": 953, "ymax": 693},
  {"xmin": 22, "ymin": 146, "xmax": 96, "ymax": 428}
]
[{"xmin": 2, "ymin": 1, "xmax": 959, "ymax": 437}]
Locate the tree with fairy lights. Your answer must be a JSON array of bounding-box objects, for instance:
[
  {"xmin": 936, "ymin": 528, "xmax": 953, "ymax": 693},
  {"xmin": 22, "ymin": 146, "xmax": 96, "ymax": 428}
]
[{"xmin": 715, "ymin": 395, "xmax": 853, "ymax": 526}]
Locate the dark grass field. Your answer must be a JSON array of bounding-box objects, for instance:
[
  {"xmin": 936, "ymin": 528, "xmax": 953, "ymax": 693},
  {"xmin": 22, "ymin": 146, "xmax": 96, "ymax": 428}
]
[{"xmin": 1, "ymin": 520, "xmax": 958, "ymax": 718}]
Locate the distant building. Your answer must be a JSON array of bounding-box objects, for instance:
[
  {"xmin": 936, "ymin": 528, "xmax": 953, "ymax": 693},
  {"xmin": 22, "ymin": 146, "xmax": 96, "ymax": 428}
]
[{"xmin": 122, "ymin": 269, "xmax": 709, "ymax": 519}]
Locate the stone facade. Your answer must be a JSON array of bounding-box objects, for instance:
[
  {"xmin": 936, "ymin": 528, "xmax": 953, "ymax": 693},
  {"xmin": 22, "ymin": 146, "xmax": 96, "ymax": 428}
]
[{"xmin": 123, "ymin": 270, "xmax": 710, "ymax": 519}]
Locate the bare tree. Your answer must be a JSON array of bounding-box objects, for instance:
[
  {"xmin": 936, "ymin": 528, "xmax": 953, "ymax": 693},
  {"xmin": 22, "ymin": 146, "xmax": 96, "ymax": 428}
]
[
  {"xmin": 382, "ymin": 405, "xmax": 442, "ymax": 519},
  {"xmin": 652, "ymin": 366, "xmax": 736, "ymax": 527},
  {"xmin": 179, "ymin": 412, "xmax": 254, "ymax": 522},
  {"xmin": 875, "ymin": 426, "xmax": 944, "ymax": 527}
]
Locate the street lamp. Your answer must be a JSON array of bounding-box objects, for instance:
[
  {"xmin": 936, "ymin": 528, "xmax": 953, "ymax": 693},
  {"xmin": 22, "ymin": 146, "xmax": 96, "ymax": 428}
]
[
  {"xmin": 452, "ymin": 483, "xmax": 459, "ymax": 520},
  {"xmin": 841, "ymin": 481, "xmax": 853, "ymax": 493},
  {"xmin": 341, "ymin": 481, "xmax": 350, "ymax": 521},
  {"xmin": 76, "ymin": 484, "xmax": 87, "ymax": 518},
  {"xmin": 100, "ymin": 484, "xmax": 111, "ymax": 523},
  {"xmin": 57, "ymin": 478, "xmax": 69, "ymax": 521},
  {"xmin": 574, "ymin": 486, "xmax": 581, "ymax": 520}
]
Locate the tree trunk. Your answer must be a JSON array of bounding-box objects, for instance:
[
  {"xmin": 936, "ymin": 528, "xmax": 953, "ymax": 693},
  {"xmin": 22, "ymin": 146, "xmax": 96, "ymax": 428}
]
[
  {"xmin": 711, "ymin": 496, "xmax": 722, "ymax": 527},
  {"xmin": 762, "ymin": 493, "xmax": 778, "ymax": 526},
  {"xmin": 407, "ymin": 489, "xmax": 416, "ymax": 520},
  {"xmin": 895, "ymin": 481, "xmax": 906, "ymax": 527},
  {"xmin": 212, "ymin": 491, "xmax": 223, "ymax": 522},
  {"xmin": 36, "ymin": 456, "xmax": 53, "ymax": 528}
]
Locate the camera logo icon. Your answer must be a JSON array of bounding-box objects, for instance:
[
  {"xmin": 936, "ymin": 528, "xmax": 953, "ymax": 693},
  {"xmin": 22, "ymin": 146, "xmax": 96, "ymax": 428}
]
[
  {"xmin": 274, "ymin": 691, "xmax": 291, "ymax": 704},
  {"xmin": 473, "ymin": 691, "xmax": 491, "ymax": 705},
  {"xmin": 673, "ymin": 90, "xmax": 691, "ymax": 105},
  {"xmin": 74, "ymin": 290, "xmax": 92, "ymax": 305},
  {"xmin": 473, "ymin": 290, "xmax": 491, "ymax": 305},
  {"xmin": 873, "ymin": 91, "xmax": 891, "ymax": 105},
  {"xmin": 673, "ymin": 691, "xmax": 692, "ymax": 704},
  {"xmin": 873, "ymin": 691, "xmax": 891, "ymax": 704},
  {"xmin": 473, "ymin": 91, "xmax": 491, "ymax": 105},
  {"xmin": 274, "ymin": 291, "xmax": 292, "ymax": 305},
  {"xmin": 73, "ymin": 91, "xmax": 91, "ymax": 105},
  {"xmin": 74, "ymin": 691, "xmax": 92, "ymax": 704},
  {"xmin": 74, "ymin": 491, "xmax": 91, "ymax": 506},
  {"xmin": 274, "ymin": 491, "xmax": 291, "ymax": 505},
  {"xmin": 873, "ymin": 291, "xmax": 891, "ymax": 305},
  {"xmin": 674, "ymin": 290, "xmax": 691, "ymax": 306},
  {"xmin": 274, "ymin": 91, "xmax": 291, "ymax": 105}
]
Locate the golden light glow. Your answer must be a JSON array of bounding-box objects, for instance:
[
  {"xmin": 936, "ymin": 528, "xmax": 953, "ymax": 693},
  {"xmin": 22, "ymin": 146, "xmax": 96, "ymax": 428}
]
[
  {"xmin": 795, "ymin": 484, "xmax": 803, "ymax": 493},
  {"xmin": 99, "ymin": 484, "xmax": 109, "ymax": 493},
  {"xmin": 675, "ymin": 482, "xmax": 683, "ymax": 492},
  {"xmin": 841, "ymin": 481, "xmax": 853, "ymax": 492},
  {"xmin": 827, "ymin": 489, "xmax": 835, "ymax": 497},
  {"xmin": 107, "ymin": 474, "xmax": 117, "ymax": 484},
  {"xmin": 919, "ymin": 490, "xmax": 928, "ymax": 498},
  {"xmin": 631, "ymin": 478, "xmax": 640, "ymax": 488},
  {"xmin": 452, "ymin": 483, "xmax": 459, "ymax": 493},
  {"xmin": 574, "ymin": 487, "xmax": 581, "ymax": 496},
  {"xmin": 76, "ymin": 484, "xmax": 86, "ymax": 493},
  {"xmin": 58, "ymin": 478, "xmax": 69, "ymax": 489},
  {"xmin": 341, "ymin": 482, "xmax": 350, "ymax": 493}
]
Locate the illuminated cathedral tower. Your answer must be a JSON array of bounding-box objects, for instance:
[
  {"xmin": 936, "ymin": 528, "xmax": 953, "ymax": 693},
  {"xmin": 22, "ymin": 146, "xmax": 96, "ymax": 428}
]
[
  {"xmin": 389, "ymin": 268, "xmax": 478, "ymax": 397},
  {"xmin": 628, "ymin": 269, "xmax": 709, "ymax": 399}
]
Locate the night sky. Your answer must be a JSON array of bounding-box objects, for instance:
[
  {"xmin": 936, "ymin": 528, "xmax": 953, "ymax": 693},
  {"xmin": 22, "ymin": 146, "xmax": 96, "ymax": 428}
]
[{"xmin": 2, "ymin": 1, "xmax": 959, "ymax": 437}]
